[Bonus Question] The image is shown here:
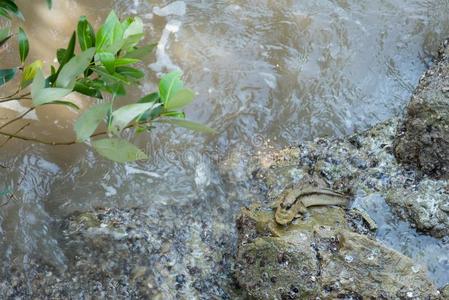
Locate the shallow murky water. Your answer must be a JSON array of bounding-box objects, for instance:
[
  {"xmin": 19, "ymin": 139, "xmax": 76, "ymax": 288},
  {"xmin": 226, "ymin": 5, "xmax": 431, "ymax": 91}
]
[
  {"xmin": 353, "ymin": 194, "xmax": 449, "ymax": 287},
  {"xmin": 1, "ymin": 0, "xmax": 449, "ymax": 297}
]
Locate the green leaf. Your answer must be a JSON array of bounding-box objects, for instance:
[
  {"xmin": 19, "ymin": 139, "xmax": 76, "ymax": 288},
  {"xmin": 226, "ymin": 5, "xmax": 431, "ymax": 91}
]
[
  {"xmin": 96, "ymin": 11, "xmax": 124, "ymax": 54},
  {"xmin": 96, "ymin": 52, "xmax": 115, "ymax": 73},
  {"xmin": 92, "ymin": 66, "xmax": 129, "ymax": 84},
  {"xmin": 157, "ymin": 119, "xmax": 216, "ymax": 134},
  {"xmin": 56, "ymin": 47, "xmax": 96, "ymax": 89},
  {"xmin": 114, "ymin": 58, "xmax": 140, "ymax": 67},
  {"xmin": 79, "ymin": 78, "xmax": 107, "ymax": 90},
  {"xmin": 124, "ymin": 43, "xmax": 156, "ymax": 59},
  {"xmin": 18, "ymin": 27, "xmax": 29, "ymax": 63},
  {"xmin": 92, "ymin": 138, "xmax": 148, "ymax": 163},
  {"xmin": 161, "ymin": 111, "xmax": 185, "ymax": 118},
  {"xmin": 52, "ymin": 32, "xmax": 77, "ymax": 85},
  {"xmin": 0, "ymin": 8, "xmax": 10, "ymax": 19},
  {"xmin": 31, "ymin": 69, "xmax": 46, "ymax": 98},
  {"xmin": 137, "ymin": 92, "xmax": 161, "ymax": 121},
  {"xmin": 0, "ymin": 34, "xmax": 11, "ymax": 47},
  {"xmin": 106, "ymin": 83, "xmax": 126, "ymax": 96},
  {"xmin": 32, "ymin": 87, "xmax": 72, "ymax": 106},
  {"xmin": 165, "ymin": 88, "xmax": 195, "ymax": 110},
  {"xmin": 0, "ymin": 0, "xmax": 23, "ymax": 20},
  {"xmin": 110, "ymin": 102, "xmax": 160, "ymax": 135},
  {"xmin": 0, "ymin": 27, "xmax": 8, "ymax": 40},
  {"xmin": 88, "ymin": 68, "xmax": 127, "ymax": 96},
  {"xmin": 123, "ymin": 17, "xmax": 144, "ymax": 37},
  {"xmin": 42, "ymin": 100, "xmax": 80, "ymax": 110},
  {"xmin": 50, "ymin": 65, "xmax": 56, "ymax": 77},
  {"xmin": 96, "ymin": 54, "xmax": 140, "ymax": 74},
  {"xmin": 116, "ymin": 66, "xmax": 144, "ymax": 80},
  {"xmin": 21, "ymin": 60, "xmax": 43, "ymax": 88},
  {"xmin": 59, "ymin": 32, "xmax": 76, "ymax": 67},
  {"xmin": 46, "ymin": 0, "xmax": 52, "ymax": 9},
  {"xmin": 56, "ymin": 49, "xmax": 66, "ymax": 64},
  {"xmin": 74, "ymin": 103, "xmax": 110, "ymax": 142},
  {"xmin": 0, "ymin": 68, "xmax": 16, "ymax": 86},
  {"xmin": 159, "ymin": 71, "xmax": 183, "ymax": 104},
  {"xmin": 121, "ymin": 17, "xmax": 144, "ymax": 51},
  {"xmin": 73, "ymin": 79, "xmax": 103, "ymax": 98},
  {"xmin": 138, "ymin": 92, "xmax": 160, "ymax": 103},
  {"xmin": 0, "ymin": 27, "xmax": 11, "ymax": 46},
  {"xmin": 77, "ymin": 16, "xmax": 96, "ymax": 51}
]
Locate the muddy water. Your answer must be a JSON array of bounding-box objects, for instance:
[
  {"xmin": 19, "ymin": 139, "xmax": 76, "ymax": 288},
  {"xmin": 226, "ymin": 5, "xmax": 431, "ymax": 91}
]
[{"xmin": 1, "ymin": 0, "xmax": 449, "ymax": 296}]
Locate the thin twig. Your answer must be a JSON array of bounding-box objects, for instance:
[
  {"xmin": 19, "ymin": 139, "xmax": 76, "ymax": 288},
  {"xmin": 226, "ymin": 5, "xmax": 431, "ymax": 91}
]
[
  {"xmin": 0, "ymin": 87, "xmax": 20, "ymax": 100},
  {"xmin": 0, "ymin": 128, "xmax": 109, "ymax": 146},
  {"xmin": 0, "ymin": 93, "xmax": 31, "ymax": 103},
  {"xmin": 0, "ymin": 169, "xmax": 27, "ymax": 208},
  {"xmin": 0, "ymin": 107, "xmax": 35, "ymax": 131},
  {"xmin": 0, "ymin": 122, "xmax": 30, "ymax": 147},
  {"xmin": 0, "ymin": 122, "xmax": 145, "ymax": 146},
  {"xmin": 0, "ymin": 195, "xmax": 13, "ymax": 208}
]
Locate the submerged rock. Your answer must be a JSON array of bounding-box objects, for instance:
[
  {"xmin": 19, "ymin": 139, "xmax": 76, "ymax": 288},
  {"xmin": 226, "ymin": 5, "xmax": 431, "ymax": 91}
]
[
  {"xmin": 394, "ymin": 39, "xmax": 449, "ymax": 179},
  {"xmin": 1, "ymin": 207, "xmax": 242, "ymax": 299},
  {"xmin": 235, "ymin": 204, "xmax": 441, "ymax": 299}
]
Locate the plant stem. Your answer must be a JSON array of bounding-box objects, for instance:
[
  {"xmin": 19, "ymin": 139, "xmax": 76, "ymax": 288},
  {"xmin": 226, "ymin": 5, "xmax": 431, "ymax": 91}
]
[
  {"xmin": 0, "ymin": 87, "xmax": 20, "ymax": 100},
  {"xmin": 0, "ymin": 122, "xmax": 30, "ymax": 147},
  {"xmin": 0, "ymin": 122, "xmax": 150, "ymax": 146},
  {"xmin": 0, "ymin": 93, "xmax": 31, "ymax": 103},
  {"xmin": 0, "ymin": 107, "xmax": 35, "ymax": 130},
  {"xmin": 0, "ymin": 128, "xmax": 114, "ymax": 146}
]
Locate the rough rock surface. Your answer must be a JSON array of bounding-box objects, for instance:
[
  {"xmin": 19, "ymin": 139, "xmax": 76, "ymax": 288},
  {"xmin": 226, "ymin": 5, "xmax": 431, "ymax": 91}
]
[
  {"xmin": 254, "ymin": 117, "xmax": 449, "ymax": 238},
  {"xmin": 394, "ymin": 39, "xmax": 449, "ymax": 179},
  {"xmin": 235, "ymin": 204, "xmax": 441, "ymax": 299},
  {"xmin": 239, "ymin": 41, "xmax": 449, "ymax": 297},
  {"xmin": 0, "ymin": 208, "xmax": 242, "ymax": 299},
  {"xmin": 442, "ymin": 285, "xmax": 449, "ymax": 299}
]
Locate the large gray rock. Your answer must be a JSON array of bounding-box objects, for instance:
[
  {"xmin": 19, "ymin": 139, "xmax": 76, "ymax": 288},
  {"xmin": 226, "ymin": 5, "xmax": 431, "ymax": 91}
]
[
  {"xmin": 235, "ymin": 204, "xmax": 442, "ymax": 299},
  {"xmin": 394, "ymin": 39, "xmax": 449, "ymax": 179}
]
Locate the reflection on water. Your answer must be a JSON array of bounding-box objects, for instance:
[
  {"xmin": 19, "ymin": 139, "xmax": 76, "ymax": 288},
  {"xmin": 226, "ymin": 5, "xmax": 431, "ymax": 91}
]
[{"xmin": 1, "ymin": 0, "xmax": 449, "ymax": 296}]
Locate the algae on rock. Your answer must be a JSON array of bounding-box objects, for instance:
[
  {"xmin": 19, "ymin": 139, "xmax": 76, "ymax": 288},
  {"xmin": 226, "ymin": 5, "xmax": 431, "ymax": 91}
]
[{"xmin": 235, "ymin": 204, "xmax": 441, "ymax": 299}]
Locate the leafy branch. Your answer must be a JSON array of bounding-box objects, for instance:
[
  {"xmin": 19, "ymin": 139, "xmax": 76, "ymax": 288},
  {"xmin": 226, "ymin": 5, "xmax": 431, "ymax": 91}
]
[{"xmin": 0, "ymin": 7, "xmax": 215, "ymax": 163}]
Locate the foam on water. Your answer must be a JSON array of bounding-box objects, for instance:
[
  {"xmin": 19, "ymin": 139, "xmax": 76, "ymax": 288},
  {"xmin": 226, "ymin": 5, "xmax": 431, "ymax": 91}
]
[
  {"xmin": 149, "ymin": 19, "xmax": 182, "ymax": 75},
  {"xmin": 153, "ymin": 1, "xmax": 186, "ymax": 17}
]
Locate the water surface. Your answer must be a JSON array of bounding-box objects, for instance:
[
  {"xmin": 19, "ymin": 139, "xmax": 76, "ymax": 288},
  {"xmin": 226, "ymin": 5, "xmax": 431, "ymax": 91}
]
[{"xmin": 1, "ymin": 0, "xmax": 449, "ymax": 297}]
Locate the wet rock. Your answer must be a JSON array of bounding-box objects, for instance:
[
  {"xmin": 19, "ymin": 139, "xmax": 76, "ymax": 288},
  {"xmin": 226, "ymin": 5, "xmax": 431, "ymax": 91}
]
[
  {"xmin": 253, "ymin": 117, "xmax": 449, "ymax": 238},
  {"xmin": 319, "ymin": 230, "xmax": 438, "ymax": 299},
  {"xmin": 237, "ymin": 236, "xmax": 319, "ymax": 299},
  {"xmin": 1, "ymin": 207, "xmax": 242, "ymax": 299},
  {"xmin": 441, "ymin": 284, "xmax": 449, "ymax": 299},
  {"xmin": 394, "ymin": 39, "xmax": 449, "ymax": 179},
  {"xmin": 385, "ymin": 180, "xmax": 449, "ymax": 238},
  {"xmin": 235, "ymin": 205, "xmax": 441, "ymax": 299}
]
